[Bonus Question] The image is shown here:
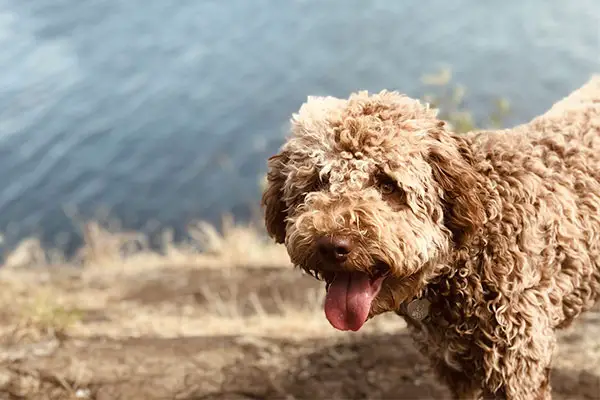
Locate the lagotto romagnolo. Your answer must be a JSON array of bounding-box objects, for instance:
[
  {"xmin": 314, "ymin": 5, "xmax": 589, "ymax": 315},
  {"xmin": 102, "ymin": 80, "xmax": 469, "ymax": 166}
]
[{"xmin": 262, "ymin": 76, "xmax": 600, "ymax": 399}]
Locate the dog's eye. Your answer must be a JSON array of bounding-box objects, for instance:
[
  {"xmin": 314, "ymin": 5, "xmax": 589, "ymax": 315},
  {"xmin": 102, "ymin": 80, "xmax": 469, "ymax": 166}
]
[
  {"xmin": 377, "ymin": 178, "xmax": 408, "ymax": 204},
  {"xmin": 378, "ymin": 180, "xmax": 396, "ymax": 195}
]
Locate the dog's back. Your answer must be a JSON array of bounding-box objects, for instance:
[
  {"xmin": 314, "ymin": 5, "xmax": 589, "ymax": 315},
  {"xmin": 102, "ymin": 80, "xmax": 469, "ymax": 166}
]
[
  {"xmin": 468, "ymin": 76, "xmax": 600, "ymax": 328},
  {"xmin": 417, "ymin": 77, "xmax": 600, "ymax": 397}
]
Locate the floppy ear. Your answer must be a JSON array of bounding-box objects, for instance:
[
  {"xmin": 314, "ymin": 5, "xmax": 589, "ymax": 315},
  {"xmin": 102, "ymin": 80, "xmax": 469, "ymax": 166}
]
[
  {"xmin": 428, "ymin": 129, "xmax": 486, "ymax": 245},
  {"xmin": 261, "ymin": 151, "xmax": 290, "ymax": 244}
]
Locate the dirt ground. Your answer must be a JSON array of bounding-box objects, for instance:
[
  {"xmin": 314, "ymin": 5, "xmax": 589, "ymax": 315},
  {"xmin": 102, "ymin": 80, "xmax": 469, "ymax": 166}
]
[{"xmin": 0, "ymin": 263, "xmax": 598, "ymax": 400}]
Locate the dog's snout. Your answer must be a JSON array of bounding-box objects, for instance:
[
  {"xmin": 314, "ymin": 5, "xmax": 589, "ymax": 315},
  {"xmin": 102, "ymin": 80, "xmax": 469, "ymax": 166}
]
[{"xmin": 317, "ymin": 235, "xmax": 353, "ymax": 263}]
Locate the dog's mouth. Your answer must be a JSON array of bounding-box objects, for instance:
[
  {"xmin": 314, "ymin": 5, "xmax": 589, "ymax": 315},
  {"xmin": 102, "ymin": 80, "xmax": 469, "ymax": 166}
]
[{"xmin": 319, "ymin": 263, "xmax": 389, "ymax": 332}]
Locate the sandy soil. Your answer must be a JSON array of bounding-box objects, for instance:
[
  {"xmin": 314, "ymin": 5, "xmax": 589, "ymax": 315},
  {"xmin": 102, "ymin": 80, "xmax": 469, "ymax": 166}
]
[{"xmin": 0, "ymin": 263, "xmax": 598, "ymax": 400}]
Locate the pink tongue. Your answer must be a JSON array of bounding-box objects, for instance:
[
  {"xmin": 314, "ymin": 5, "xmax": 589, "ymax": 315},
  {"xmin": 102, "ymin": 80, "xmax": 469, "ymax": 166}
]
[{"xmin": 324, "ymin": 272, "xmax": 384, "ymax": 331}]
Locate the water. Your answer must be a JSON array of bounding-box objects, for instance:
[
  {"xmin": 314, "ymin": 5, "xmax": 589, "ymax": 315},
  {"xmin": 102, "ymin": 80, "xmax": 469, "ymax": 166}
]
[{"xmin": 0, "ymin": 0, "xmax": 598, "ymax": 253}]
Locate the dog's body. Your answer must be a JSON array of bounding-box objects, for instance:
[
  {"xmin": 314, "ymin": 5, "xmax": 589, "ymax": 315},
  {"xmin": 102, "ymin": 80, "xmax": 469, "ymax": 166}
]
[{"xmin": 262, "ymin": 76, "xmax": 600, "ymax": 399}]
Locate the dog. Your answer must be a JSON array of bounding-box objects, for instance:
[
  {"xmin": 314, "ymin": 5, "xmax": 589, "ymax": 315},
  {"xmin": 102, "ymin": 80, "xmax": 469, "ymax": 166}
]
[{"xmin": 261, "ymin": 76, "xmax": 600, "ymax": 399}]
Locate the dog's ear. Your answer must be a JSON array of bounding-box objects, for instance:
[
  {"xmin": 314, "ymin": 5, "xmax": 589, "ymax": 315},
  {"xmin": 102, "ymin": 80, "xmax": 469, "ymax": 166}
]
[
  {"xmin": 428, "ymin": 129, "xmax": 485, "ymax": 245},
  {"xmin": 261, "ymin": 150, "xmax": 290, "ymax": 244}
]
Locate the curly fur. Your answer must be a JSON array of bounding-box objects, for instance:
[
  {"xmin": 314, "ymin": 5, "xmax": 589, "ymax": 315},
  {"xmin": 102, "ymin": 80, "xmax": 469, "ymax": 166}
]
[{"xmin": 261, "ymin": 76, "xmax": 600, "ymax": 399}]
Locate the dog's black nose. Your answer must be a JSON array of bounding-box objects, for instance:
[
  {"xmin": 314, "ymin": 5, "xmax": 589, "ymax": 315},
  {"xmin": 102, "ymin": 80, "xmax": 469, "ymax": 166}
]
[{"xmin": 317, "ymin": 235, "xmax": 352, "ymax": 263}]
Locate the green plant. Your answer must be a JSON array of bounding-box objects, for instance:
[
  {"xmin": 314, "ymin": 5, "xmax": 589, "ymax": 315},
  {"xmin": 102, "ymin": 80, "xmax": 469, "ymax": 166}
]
[
  {"xmin": 421, "ymin": 66, "xmax": 510, "ymax": 133},
  {"xmin": 20, "ymin": 291, "xmax": 83, "ymax": 337}
]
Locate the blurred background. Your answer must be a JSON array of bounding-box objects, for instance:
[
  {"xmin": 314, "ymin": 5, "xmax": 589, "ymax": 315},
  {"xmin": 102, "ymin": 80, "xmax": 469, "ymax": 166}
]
[{"xmin": 0, "ymin": 0, "xmax": 598, "ymax": 258}]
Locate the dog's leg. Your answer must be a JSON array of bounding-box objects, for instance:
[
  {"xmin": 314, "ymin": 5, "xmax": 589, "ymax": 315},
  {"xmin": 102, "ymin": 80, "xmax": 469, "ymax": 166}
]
[
  {"xmin": 431, "ymin": 363, "xmax": 483, "ymax": 400},
  {"xmin": 479, "ymin": 363, "xmax": 552, "ymax": 400},
  {"xmin": 482, "ymin": 317, "xmax": 556, "ymax": 400}
]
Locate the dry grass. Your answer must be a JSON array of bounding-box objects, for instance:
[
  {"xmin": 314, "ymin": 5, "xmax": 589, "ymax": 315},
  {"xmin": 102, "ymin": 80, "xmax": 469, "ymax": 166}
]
[
  {"xmin": 0, "ymin": 216, "xmax": 401, "ymax": 342},
  {"xmin": 3, "ymin": 215, "xmax": 291, "ymax": 271}
]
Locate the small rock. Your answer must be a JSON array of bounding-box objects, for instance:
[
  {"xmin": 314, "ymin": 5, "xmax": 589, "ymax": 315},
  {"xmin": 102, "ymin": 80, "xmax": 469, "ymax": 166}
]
[{"xmin": 75, "ymin": 388, "xmax": 91, "ymax": 398}]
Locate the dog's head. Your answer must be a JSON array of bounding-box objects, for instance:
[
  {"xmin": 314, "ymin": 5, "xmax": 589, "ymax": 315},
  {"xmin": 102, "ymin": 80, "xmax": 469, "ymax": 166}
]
[{"xmin": 262, "ymin": 91, "xmax": 485, "ymax": 331}]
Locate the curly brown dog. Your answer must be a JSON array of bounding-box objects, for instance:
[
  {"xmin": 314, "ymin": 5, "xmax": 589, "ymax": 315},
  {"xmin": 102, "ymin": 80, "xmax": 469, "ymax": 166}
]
[{"xmin": 261, "ymin": 76, "xmax": 600, "ymax": 399}]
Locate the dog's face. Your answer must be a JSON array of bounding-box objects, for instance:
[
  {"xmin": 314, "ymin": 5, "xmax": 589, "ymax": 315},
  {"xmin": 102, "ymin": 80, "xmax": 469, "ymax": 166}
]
[{"xmin": 262, "ymin": 92, "xmax": 484, "ymax": 331}]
